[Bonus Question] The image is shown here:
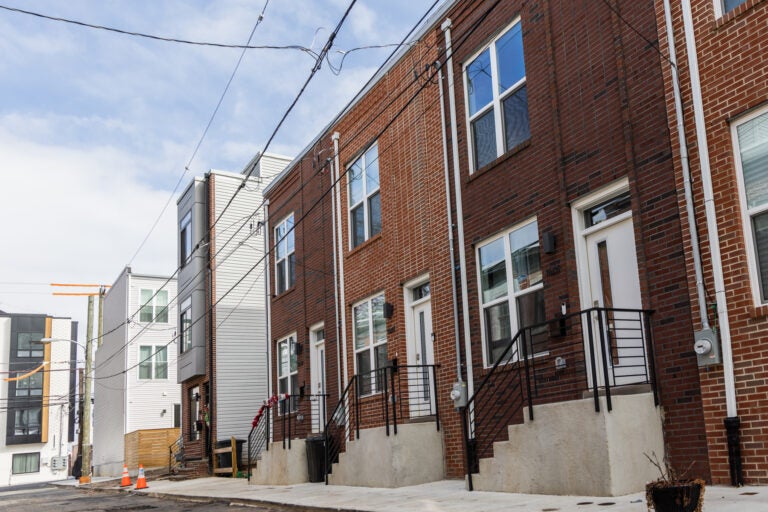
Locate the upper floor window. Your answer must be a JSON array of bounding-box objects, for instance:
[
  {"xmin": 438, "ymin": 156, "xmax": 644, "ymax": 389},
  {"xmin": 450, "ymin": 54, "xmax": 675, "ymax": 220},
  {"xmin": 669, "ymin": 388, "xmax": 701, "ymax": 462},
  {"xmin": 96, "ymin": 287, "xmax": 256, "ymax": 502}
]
[
  {"xmin": 277, "ymin": 335, "xmax": 298, "ymax": 413},
  {"xmin": 16, "ymin": 332, "xmax": 44, "ymax": 358},
  {"xmin": 274, "ymin": 214, "xmax": 296, "ymax": 295},
  {"xmin": 15, "ymin": 372, "xmax": 43, "ymax": 397},
  {"xmin": 477, "ymin": 219, "xmax": 544, "ymax": 365},
  {"xmin": 720, "ymin": 0, "xmax": 748, "ymax": 15},
  {"xmin": 353, "ymin": 294, "xmax": 387, "ymax": 394},
  {"xmin": 349, "ymin": 144, "xmax": 381, "ymax": 248},
  {"xmin": 464, "ymin": 19, "xmax": 529, "ymax": 172},
  {"xmin": 180, "ymin": 211, "xmax": 192, "ymax": 266},
  {"xmin": 179, "ymin": 297, "xmax": 192, "ymax": 353},
  {"xmin": 139, "ymin": 346, "xmax": 168, "ymax": 379},
  {"xmin": 139, "ymin": 289, "xmax": 169, "ymax": 323},
  {"xmin": 733, "ymin": 107, "xmax": 768, "ymax": 304},
  {"xmin": 14, "ymin": 408, "xmax": 41, "ymax": 436},
  {"xmin": 12, "ymin": 452, "xmax": 40, "ymax": 474}
]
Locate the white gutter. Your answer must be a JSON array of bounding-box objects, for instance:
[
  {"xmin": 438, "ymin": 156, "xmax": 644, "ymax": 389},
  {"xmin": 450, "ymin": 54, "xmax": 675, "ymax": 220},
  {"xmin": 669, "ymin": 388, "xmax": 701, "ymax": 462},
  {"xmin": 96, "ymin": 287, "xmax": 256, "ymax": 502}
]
[
  {"xmin": 441, "ymin": 18, "xmax": 474, "ymax": 397},
  {"xmin": 679, "ymin": 0, "xmax": 737, "ymax": 417},
  {"xmin": 438, "ymin": 65, "xmax": 463, "ymax": 383},
  {"xmin": 332, "ymin": 133, "xmax": 349, "ymax": 394},
  {"xmin": 264, "ymin": 199, "xmax": 272, "ymax": 400},
  {"xmin": 662, "ymin": 0, "xmax": 709, "ymax": 330}
]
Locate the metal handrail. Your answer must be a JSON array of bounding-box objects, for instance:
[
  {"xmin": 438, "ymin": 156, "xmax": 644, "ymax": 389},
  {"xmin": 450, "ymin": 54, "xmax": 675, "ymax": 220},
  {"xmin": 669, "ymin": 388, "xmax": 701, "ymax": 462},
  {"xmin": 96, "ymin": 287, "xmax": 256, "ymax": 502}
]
[
  {"xmin": 247, "ymin": 406, "xmax": 270, "ymax": 482},
  {"xmin": 168, "ymin": 433, "xmax": 184, "ymax": 476},
  {"xmin": 462, "ymin": 307, "xmax": 656, "ymax": 491}
]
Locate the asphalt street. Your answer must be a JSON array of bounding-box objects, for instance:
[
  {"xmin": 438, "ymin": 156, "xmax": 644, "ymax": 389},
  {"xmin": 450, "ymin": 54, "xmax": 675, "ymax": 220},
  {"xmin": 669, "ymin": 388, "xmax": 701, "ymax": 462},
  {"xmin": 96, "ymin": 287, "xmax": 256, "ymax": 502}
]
[{"xmin": 0, "ymin": 483, "xmax": 278, "ymax": 511}]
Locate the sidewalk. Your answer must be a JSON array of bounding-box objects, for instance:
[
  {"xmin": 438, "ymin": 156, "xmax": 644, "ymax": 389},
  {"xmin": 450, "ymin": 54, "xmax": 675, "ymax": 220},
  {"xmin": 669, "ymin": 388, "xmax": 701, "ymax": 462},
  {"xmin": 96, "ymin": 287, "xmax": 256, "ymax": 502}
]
[{"xmin": 61, "ymin": 476, "xmax": 767, "ymax": 512}]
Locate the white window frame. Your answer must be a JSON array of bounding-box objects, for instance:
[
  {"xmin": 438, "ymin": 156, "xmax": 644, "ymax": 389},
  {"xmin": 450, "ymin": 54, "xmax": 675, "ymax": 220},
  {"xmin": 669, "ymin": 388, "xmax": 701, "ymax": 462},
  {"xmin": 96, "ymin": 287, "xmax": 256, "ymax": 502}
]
[
  {"xmin": 138, "ymin": 345, "xmax": 168, "ymax": 380},
  {"xmin": 180, "ymin": 210, "xmax": 192, "ymax": 266},
  {"xmin": 139, "ymin": 288, "xmax": 169, "ymax": 324},
  {"xmin": 732, "ymin": 105, "xmax": 768, "ymax": 306},
  {"xmin": 714, "ymin": 0, "xmax": 749, "ymax": 18},
  {"xmin": 476, "ymin": 218, "xmax": 545, "ymax": 367},
  {"xmin": 274, "ymin": 213, "xmax": 295, "ymax": 295},
  {"xmin": 463, "ymin": 17, "xmax": 528, "ymax": 173},
  {"xmin": 348, "ymin": 143, "xmax": 381, "ymax": 249},
  {"xmin": 179, "ymin": 297, "xmax": 192, "ymax": 353},
  {"xmin": 277, "ymin": 334, "xmax": 298, "ymax": 414},
  {"xmin": 352, "ymin": 294, "xmax": 388, "ymax": 395}
]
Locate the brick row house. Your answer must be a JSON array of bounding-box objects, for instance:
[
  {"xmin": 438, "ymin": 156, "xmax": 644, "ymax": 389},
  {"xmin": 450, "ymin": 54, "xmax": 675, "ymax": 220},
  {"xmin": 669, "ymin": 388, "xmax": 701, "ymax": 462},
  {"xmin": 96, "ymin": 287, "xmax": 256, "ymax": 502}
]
[
  {"xmin": 251, "ymin": 0, "xmax": 718, "ymax": 496},
  {"xmin": 654, "ymin": 0, "xmax": 768, "ymax": 485}
]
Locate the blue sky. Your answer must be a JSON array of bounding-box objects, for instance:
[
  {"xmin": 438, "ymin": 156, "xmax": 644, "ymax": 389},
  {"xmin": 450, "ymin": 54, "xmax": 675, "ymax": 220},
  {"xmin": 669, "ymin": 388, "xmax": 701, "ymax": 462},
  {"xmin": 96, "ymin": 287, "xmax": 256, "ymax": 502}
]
[{"xmin": 0, "ymin": 0, "xmax": 441, "ymax": 331}]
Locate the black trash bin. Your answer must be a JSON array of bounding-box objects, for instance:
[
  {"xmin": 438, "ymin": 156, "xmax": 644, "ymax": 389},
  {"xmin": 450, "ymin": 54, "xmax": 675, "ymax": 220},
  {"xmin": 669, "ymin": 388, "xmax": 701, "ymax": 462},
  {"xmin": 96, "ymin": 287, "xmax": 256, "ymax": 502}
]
[
  {"xmin": 305, "ymin": 434, "xmax": 325, "ymax": 483},
  {"xmin": 216, "ymin": 439, "xmax": 245, "ymax": 474}
]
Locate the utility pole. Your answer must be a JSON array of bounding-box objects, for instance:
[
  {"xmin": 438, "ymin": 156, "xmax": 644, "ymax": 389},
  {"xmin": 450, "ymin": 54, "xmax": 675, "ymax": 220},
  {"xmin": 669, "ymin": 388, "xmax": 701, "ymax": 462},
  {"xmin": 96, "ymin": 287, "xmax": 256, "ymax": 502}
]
[{"xmin": 80, "ymin": 295, "xmax": 94, "ymax": 484}]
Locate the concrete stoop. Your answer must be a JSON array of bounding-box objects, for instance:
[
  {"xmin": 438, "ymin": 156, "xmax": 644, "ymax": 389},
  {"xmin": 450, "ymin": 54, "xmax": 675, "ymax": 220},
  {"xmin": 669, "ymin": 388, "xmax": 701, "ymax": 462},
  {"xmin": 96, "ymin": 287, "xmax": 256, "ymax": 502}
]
[
  {"xmin": 250, "ymin": 439, "xmax": 309, "ymax": 485},
  {"xmin": 328, "ymin": 422, "xmax": 444, "ymax": 488},
  {"xmin": 472, "ymin": 393, "xmax": 665, "ymax": 496}
]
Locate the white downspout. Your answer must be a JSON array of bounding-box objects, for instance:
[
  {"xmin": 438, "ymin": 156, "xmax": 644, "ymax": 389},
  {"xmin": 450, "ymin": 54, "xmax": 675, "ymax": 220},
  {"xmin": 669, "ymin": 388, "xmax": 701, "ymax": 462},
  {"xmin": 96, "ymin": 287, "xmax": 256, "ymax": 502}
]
[
  {"xmin": 332, "ymin": 133, "xmax": 349, "ymax": 394},
  {"xmin": 679, "ymin": 0, "xmax": 737, "ymax": 418},
  {"xmin": 438, "ymin": 65, "xmax": 463, "ymax": 384},
  {"xmin": 264, "ymin": 199, "xmax": 272, "ymax": 400},
  {"xmin": 441, "ymin": 18, "xmax": 474, "ymax": 397},
  {"xmin": 662, "ymin": 0, "xmax": 709, "ymax": 331}
]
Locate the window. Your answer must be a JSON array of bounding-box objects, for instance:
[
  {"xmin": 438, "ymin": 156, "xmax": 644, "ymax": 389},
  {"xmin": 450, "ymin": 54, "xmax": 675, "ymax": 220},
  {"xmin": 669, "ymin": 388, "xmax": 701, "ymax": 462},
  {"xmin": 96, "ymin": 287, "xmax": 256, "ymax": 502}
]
[
  {"xmin": 277, "ymin": 335, "xmax": 298, "ymax": 413},
  {"xmin": 734, "ymin": 108, "xmax": 768, "ymax": 304},
  {"xmin": 464, "ymin": 19, "xmax": 529, "ymax": 171},
  {"xmin": 173, "ymin": 404, "xmax": 181, "ymax": 428},
  {"xmin": 17, "ymin": 332, "xmax": 44, "ymax": 358},
  {"xmin": 721, "ymin": 0, "xmax": 748, "ymax": 15},
  {"xmin": 180, "ymin": 211, "xmax": 192, "ymax": 266},
  {"xmin": 138, "ymin": 346, "xmax": 168, "ymax": 379},
  {"xmin": 14, "ymin": 408, "xmax": 41, "ymax": 436},
  {"xmin": 12, "ymin": 453, "xmax": 40, "ymax": 474},
  {"xmin": 477, "ymin": 219, "xmax": 545, "ymax": 365},
  {"xmin": 353, "ymin": 295, "xmax": 388, "ymax": 394},
  {"xmin": 139, "ymin": 289, "xmax": 169, "ymax": 323},
  {"xmin": 189, "ymin": 386, "xmax": 200, "ymax": 440},
  {"xmin": 180, "ymin": 297, "xmax": 192, "ymax": 353},
  {"xmin": 15, "ymin": 372, "xmax": 43, "ymax": 397},
  {"xmin": 348, "ymin": 144, "xmax": 381, "ymax": 248},
  {"xmin": 274, "ymin": 214, "xmax": 296, "ymax": 295}
]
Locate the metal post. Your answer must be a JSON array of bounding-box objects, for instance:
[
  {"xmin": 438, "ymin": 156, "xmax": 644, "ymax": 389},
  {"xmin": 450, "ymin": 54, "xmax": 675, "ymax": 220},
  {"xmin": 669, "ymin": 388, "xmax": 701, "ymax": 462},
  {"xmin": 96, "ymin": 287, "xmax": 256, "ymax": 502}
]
[
  {"xmin": 432, "ymin": 366, "xmax": 440, "ymax": 432},
  {"xmin": 384, "ymin": 370, "xmax": 390, "ymax": 437},
  {"xmin": 80, "ymin": 296, "xmax": 94, "ymax": 484},
  {"xmin": 390, "ymin": 366, "xmax": 397, "ymax": 436},
  {"xmin": 586, "ymin": 310, "xmax": 600, "ymax": 413},
  {"xmin": 97, "ymin": 287, "xmax": 105, "ymax": 348},
  {"xmin": 461, "ymin": 409, "xmax": 473, "ymax": 491},
  {"xmin": 596, "ymin": 309, "xmax": 613, "ymax": 412},
  {"xmin": 521, "ymin": 330, "xmax": 534, "ymax": 421},
  {"xmin": 265, "ymin": 407, "xmax": 270, "ymax": 451},
  {"xmin": 354, "ymin": 376, "xmax": 360, "ymax": 439}
]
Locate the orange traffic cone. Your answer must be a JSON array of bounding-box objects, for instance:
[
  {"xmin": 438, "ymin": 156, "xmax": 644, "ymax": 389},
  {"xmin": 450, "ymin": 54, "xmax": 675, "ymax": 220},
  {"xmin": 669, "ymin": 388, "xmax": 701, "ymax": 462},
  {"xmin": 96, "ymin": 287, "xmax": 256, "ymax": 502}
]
[
  {"xmin": 120, "ymin": 464, "xmax": 132, "ymax": 487},
  {"xmin": 134, "ymin": 464, "xmax": 148, "ymax": 490}
]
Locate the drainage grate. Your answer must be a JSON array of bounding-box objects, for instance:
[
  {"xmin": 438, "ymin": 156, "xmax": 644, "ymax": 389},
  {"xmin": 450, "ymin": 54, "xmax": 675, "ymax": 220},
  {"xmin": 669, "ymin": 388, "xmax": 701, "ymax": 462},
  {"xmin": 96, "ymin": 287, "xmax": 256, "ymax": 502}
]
[
  {"xmin": 597, "ymin": 503, "xmax": 616, "ymax": 507},
  {"xmin": 576, "ymin": 502, "xmax": 593, "ymax": 506}
]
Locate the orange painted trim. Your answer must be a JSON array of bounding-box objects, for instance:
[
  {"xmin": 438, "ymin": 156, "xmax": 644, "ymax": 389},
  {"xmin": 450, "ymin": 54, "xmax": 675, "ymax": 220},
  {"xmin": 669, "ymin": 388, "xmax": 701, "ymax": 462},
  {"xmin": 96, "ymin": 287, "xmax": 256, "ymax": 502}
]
[{"xmin": 41, "ymin": 318, "xmax": 52, "ymax": 443}]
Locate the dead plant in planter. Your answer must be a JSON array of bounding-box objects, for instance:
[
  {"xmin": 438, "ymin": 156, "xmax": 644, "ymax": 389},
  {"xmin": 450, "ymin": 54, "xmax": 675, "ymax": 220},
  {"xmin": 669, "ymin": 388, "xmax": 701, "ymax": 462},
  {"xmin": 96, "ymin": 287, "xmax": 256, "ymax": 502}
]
[{"xmin": 644, "ymin": 452, "xmax": 705, "ymax": 512}]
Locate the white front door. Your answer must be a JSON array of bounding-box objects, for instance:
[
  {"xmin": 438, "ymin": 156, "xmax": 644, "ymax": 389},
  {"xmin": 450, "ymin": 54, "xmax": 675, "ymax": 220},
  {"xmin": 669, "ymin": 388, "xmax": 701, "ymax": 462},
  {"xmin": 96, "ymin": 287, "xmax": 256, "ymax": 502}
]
[
  {"xmin": 407, "ymin": 281, "xmax": 435, "ymax": 417},
  {"xmin": 310, "ymin": 326, "xmax": 326, "ymax": 432},
  {"xmin": 584, "ymin": 215, "xmax": 645, "ymax": 385}
]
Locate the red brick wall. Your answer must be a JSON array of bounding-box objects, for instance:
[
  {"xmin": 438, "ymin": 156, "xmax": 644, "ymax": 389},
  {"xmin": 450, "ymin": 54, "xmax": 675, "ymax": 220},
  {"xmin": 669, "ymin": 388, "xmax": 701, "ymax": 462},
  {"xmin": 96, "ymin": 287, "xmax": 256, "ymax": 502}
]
[
  {"xmin": 445, "ymin": 0, "xmax": 709, "ymax": 479},
  {"xmin": 655, "ymin": 0, "xmax": 768, "ymax": 484}
]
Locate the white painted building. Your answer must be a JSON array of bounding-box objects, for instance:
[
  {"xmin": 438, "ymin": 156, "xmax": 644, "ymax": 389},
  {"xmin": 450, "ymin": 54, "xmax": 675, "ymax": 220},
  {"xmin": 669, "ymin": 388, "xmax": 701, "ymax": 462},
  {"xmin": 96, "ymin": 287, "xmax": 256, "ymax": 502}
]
[
  {"xmin": 0, "ymin": 312, "xmax": 77, "ymax": 486},
  {"xmin": 93, "ymin": 267, "xmax": 180, "ymax": 476}
]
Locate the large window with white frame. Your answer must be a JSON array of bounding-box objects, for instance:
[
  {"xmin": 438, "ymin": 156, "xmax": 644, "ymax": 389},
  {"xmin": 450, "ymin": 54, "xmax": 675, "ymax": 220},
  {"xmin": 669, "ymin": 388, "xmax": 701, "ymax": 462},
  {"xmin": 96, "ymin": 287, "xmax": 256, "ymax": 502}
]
[
  {"xmin": 139, "ymin": 346, "xmax": 168, "ymax": 379},
  {"xmin": 353, "ymin": 294, "xmax": 387, "ymax": 395},
  {"xmin": 348, "ymin": 143, "xmax": 381, "ymax": 248},
  {"xmin": 734, "ymin": 107, "xmax": 768, "ymax": 304},
  {"xmin": 477, "ymin": 219, "xmax": 545, "ymax": 366},
  {"xmin": 274, "ymin": 213, "xmax": 296, "ymax": 295},
  {"xmin": 464, "ymin": 18, "xmax": 529, "ymax": 172},
  {"xmin": 277, "ymin": 334, "xmax": 298, "ymax": 413},
  {"xmin": 139, "ymin": 289, "xmax": 169, "ymax": 323},
  {"xmin": 179, "ymin": 297, "xmax": 192, "ymax": 353}
]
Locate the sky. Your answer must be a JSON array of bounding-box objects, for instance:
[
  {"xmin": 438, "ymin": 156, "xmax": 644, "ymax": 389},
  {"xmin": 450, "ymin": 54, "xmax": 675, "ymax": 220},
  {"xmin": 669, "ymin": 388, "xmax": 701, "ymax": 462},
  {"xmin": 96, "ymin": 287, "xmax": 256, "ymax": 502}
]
[{"xmin": 0, "ymin": 0, "xmax": 442, "ymax": 339}]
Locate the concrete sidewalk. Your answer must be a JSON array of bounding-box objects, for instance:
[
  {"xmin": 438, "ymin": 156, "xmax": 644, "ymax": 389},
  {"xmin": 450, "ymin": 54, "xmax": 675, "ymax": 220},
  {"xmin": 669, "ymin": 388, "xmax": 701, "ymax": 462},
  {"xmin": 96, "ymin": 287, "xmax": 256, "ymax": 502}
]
[{"xmin": 59, "ymin": 476, "xmax": 766, "ymax": 512}]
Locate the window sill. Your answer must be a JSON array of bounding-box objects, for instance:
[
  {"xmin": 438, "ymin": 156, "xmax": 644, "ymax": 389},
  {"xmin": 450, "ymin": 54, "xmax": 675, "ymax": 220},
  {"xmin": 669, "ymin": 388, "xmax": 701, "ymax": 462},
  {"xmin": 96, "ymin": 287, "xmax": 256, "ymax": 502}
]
[
  {"xmin": 272, "ymin": 285, "xmax": 297, "ymax": 302},
  {"xmin": 714, "ymin": 0, "xmax": 765, "ymax": 29},
  {"xmin": 468, "ymin": 139, "xmax": 531, "ymax": 183},
  {"xmin": 346, "ymin": 232, "xmax": 383, "ymax": 258},
  {"xmin": 749, "ymin": 304, "xmax": 768, "ymax": 319}
]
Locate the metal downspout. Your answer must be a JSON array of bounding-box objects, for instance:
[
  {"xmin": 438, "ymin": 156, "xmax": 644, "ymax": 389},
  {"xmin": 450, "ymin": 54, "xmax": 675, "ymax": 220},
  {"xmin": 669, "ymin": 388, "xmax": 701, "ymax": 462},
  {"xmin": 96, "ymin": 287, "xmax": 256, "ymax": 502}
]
[{"xmin": 332, "ymin": 133, "xmax": 349, "ymax": 395}]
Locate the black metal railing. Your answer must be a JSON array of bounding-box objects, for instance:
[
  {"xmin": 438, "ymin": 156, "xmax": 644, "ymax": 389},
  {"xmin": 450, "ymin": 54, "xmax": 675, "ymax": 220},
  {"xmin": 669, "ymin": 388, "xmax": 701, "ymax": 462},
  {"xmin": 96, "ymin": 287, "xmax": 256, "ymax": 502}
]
[
  {"xmin": 168, "ymin": 433, "xmax": 184, "ymax": 476},
  {"xmin": 247, "ymin": 405, "xmax": 270, "ymax": 482},
  {"xmin": 323, "ymin": 362, "xmax": 440, "ymax": 484},
  {"xmin": 462, "ymin": 307, "xmax": 656, "ymax": 490}
]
